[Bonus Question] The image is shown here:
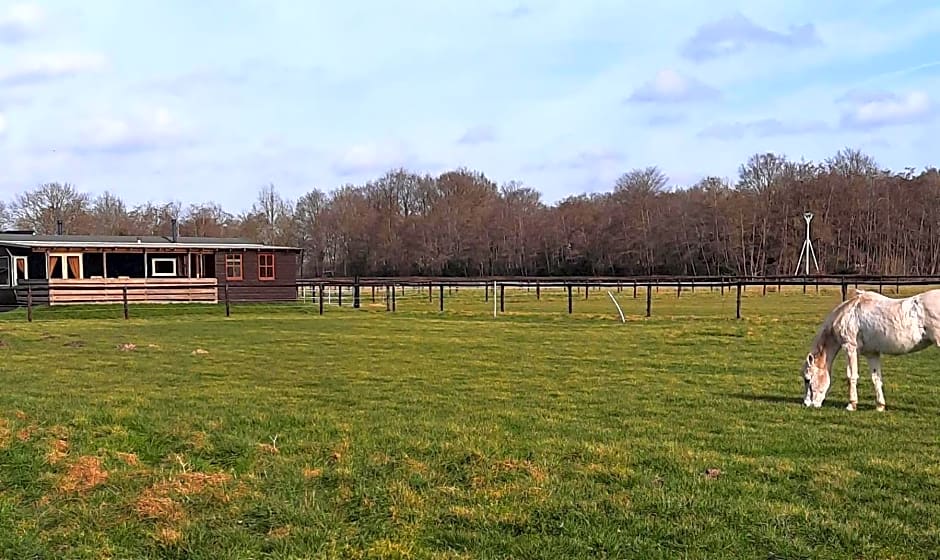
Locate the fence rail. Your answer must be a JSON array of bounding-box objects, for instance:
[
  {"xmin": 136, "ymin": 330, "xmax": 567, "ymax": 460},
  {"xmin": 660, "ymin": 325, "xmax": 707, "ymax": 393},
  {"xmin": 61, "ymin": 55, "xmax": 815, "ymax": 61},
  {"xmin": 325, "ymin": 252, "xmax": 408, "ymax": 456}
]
[{"xmin": 6, "ymin": 274, "xmax": 940, "ymax": 322}]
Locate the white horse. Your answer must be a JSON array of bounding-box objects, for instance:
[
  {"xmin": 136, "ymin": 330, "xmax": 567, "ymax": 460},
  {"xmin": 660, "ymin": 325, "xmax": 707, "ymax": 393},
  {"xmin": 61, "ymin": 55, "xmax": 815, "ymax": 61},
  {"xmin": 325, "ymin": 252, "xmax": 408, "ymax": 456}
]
[{"xmin": 802, "ymin": 288, "xmax": 940, "ymax": 410}]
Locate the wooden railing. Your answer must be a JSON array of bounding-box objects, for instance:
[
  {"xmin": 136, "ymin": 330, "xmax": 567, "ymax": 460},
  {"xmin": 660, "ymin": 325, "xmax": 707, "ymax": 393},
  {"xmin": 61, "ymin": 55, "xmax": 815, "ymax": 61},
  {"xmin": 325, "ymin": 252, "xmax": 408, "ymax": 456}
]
[{"xmin": 47, "ymin": 277, "xmax": 218, "ymax": 305}]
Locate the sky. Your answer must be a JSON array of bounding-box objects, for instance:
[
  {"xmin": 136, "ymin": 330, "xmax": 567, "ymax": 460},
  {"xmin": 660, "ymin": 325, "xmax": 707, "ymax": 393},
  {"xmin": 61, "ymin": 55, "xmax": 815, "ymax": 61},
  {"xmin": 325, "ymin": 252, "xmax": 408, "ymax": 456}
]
[{"xmin": 1, "ymin": 1, "xmax": 938, "ymax": 211}]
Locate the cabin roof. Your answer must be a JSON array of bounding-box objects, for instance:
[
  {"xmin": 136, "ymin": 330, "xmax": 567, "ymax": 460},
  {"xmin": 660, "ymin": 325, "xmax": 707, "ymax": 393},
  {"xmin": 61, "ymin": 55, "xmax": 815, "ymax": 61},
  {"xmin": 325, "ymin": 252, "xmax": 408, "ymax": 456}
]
[{"xmin": 0, "ymin": 232, "xmax": 299, "ymax": 251}]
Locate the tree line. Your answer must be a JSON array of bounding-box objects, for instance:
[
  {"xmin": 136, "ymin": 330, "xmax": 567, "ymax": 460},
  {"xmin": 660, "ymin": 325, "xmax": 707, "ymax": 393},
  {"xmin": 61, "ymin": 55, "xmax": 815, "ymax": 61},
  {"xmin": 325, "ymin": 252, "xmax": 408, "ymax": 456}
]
[{"xmin": 2, "ymin": 147, "xmax": 939, "ymax": 278}]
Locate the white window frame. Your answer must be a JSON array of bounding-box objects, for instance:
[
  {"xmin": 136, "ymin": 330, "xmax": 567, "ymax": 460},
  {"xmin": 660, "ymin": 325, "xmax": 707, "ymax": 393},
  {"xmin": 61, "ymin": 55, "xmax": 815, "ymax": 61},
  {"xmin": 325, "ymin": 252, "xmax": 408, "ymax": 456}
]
[
  {"xmin": 49, "ymin": 253, "xmax": 83, "ymax": 280},
  {"xmin": 150, "ymin": 257, "xmax": 178, "ymax": 277},
  {"xmin": 13, "ymin": 256, "xmax": 28, "ymax": 285}
]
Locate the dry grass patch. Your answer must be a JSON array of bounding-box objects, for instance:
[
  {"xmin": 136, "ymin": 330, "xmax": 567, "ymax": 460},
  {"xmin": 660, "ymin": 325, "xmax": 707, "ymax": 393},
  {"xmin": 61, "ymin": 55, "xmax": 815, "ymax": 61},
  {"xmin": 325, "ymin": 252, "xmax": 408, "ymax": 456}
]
[
  {"xmin": 46, "ymin": 439, "xmax": 70, "ymax": 465},
  {"xmin": 135, "ymin": 493, "xmax": 185, "ymax": 523},
  {"xmin": 154, "ymin": 471, "xmax": 232, "ymax": 496},
  {"xmin": 57, "ymin": 456, "xmax": 109, "ymax": 494},
  {"xmin": 302, "ymin": 467, "xmax": 323, "ymax": 479},
  {"xmin": 0, "ymin": 418, "xmax": 10, "ymax": 449},
  {"xmin": 155, "ymin": 526, "xmax": 182, "ymax": 546},
  {"xmin": 492, "ymin": 458, "xmax": 548, "ymax": 483},
  {"xmin": 115, "ymin": 452, "xmax": 141, "ymax": 467},
  {"xmin": 267, "ymin": 525, "xmax": 292, "ymax": 539}
]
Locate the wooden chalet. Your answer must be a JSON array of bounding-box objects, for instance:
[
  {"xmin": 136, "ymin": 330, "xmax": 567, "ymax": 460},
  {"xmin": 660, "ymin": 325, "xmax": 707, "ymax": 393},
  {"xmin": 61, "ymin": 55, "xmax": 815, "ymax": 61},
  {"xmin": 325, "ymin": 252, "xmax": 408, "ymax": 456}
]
[{"xmin": 0, "ymin": 224, "xmax": 300, "ymax": 308}]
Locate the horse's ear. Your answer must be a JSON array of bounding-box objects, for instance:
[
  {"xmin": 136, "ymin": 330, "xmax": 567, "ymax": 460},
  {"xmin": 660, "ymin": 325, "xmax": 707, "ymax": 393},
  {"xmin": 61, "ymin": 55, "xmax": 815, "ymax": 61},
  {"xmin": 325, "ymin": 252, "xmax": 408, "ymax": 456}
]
[{"xmin": 806, "ymin": 353, "xmax": 814, "ymax": 366}]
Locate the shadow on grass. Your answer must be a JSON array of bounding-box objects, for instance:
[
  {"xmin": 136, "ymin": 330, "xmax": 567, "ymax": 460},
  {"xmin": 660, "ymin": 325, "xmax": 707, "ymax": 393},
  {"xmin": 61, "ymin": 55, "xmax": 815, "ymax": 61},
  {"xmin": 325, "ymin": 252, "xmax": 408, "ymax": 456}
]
[{"xmin": 730, "ymin": 393, "xmax": 916, "ymax": 412}]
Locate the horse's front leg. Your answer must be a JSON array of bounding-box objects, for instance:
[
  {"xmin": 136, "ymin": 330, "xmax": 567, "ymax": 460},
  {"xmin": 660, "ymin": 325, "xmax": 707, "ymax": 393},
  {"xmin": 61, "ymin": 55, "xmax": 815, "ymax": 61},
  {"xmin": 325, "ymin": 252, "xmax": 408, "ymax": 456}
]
[
  {"xmin": 845, "ymin": 344, "xmax": 859, "ymax": 411},
  {"xmin": 868, "ymin": 354, "xmax": 886, "ymax": 411}
]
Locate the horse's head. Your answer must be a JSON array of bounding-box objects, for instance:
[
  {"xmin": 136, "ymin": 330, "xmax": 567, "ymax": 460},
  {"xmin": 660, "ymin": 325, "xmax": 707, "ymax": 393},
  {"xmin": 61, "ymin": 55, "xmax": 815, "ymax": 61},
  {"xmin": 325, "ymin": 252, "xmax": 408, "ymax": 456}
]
[{"xmin": 802, "ymin": 352, "xmax": 830, "ymax": 407}]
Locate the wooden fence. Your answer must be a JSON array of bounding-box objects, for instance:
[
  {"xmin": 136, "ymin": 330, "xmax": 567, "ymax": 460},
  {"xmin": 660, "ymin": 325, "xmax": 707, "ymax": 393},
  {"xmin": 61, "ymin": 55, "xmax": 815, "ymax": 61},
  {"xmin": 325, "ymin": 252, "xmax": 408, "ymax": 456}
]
[
  {"xmin": 9, "ymin": 274, "xmax": 940, "ymax": 322},
  {"xmin": 298, "ymin": 274, "xmax": 940, "ymax": 319}
]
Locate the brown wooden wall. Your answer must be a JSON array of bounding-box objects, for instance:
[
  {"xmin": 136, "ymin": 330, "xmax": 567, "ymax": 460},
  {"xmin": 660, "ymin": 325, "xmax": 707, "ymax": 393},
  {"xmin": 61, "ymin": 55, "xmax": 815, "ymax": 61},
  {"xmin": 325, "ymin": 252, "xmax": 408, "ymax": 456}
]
[{"xmin": 215, "ymin": 249, "xmax": 298, "ymax": 302}]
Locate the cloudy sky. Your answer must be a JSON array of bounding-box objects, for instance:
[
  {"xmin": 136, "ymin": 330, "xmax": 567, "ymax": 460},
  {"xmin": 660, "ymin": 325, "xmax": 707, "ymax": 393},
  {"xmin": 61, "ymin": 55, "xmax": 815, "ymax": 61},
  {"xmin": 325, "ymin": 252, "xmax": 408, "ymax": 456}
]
[{"xmin": 1, "ymin": 1, "xmax": 938, "ymax": 210}]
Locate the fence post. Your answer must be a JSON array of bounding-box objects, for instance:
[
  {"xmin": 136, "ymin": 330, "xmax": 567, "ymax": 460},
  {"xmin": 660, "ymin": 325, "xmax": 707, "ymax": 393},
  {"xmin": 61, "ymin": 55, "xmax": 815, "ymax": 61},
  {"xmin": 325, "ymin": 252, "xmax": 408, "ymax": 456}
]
[
  {"xmin": 428, "ymin": 282, "xmax": 433, "ymax": 303},
  {"xmin": 841, "ymin": 279, "xmax": 847, "ymax": 302},
  {"xmin": 337, "ymin": 285, "xmax": 343, "ymax": 307},
  {"xmin": 585, "ymin": 284, "xmax": 589, "ymax": 299},
  {"xmin": 27, "ymin": 284, "xmax": 33, "ymax": 322},
  {"xmin": 762, "ymin": 282, "xmax": 767, "ymax": 296},
  {"xmin": 224, "ymin": 282, "xmax": 230, "ymax": 317},
  {"xmin": 646, "ymin": 283, "xmax": 652, "ymax": 317},
  {"xmin": 500, "ymin": 284, "xmax": 505, "ymax": 313},
  {"xmin": 385, "ymin": 286, "xmax": 390, "ymax": 312},
  {"xmin": 677, "ymin": 280, "xmax": 681, "ymax": 298},
  {"xmin": 123, "ymin": 286, "xmax": 130, "ymax": 320},
  {"xmin": 319, "ymin": 283, "xmax": 325, "ymax": 315},
  {"xmin": 536, "ymin": 281, "xmax": 541, "ymax": 301},
  {"xmin": 633, "ymin": 281, "xmax": 637, "ymax": 299},
  {"xmin": 372, "ymin": 285, "xmax": 376, "ymax": 303},
  {"xmin": 353, "ymin": 277, "xmax": 361, "ymax": 309},
  {"xmin": 736, "ymin": 282, "xmax": 742, "ymax": 319},
  {"xmin": 567, "ymin": 284, "xmax": 573, "ymax": 314},
  {"xmin": 439, "ymin": 284, "xmax": 444, "ymax": 312},
  {"xmin": 485, "ymin": 282, "xmax": 489, "ymax": 302},
  {"xmin": 391, "ymin": 284, "xmax": 397, "ymax": 312}
]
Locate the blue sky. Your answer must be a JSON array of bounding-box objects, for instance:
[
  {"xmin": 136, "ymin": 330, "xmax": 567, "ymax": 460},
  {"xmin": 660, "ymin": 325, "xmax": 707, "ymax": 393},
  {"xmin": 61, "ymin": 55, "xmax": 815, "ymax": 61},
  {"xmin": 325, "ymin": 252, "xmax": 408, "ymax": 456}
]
[{"xmin": 1, "ymin": 1, "xmax": 938, "ymax": 211}]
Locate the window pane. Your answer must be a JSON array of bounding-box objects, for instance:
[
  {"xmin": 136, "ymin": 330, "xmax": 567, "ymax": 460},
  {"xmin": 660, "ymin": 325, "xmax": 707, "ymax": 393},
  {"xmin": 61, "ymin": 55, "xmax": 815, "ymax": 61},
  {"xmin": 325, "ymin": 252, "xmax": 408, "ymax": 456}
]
[
  {"xmin": 153, "ymin": 259, "xmax": 175, "ymax": 275},
  {"xmin": 225, "ymin": 254, "xmax": 242, "ymax": 279}
]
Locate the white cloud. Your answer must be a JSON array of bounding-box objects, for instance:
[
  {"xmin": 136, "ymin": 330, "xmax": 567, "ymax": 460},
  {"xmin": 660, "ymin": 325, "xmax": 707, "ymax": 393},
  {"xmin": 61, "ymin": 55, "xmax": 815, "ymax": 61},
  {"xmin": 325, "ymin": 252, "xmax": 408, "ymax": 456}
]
[
  {"xmin": 681, "ymin": 12, "xmax": 821, "ymax": 62},
  {"xmin": 73, "ymin": 106, "xmax": 190, "ymax": 154},
  {"xmin": 627, "ymin": 69, "xmax": 719, "ymax": 103},
  {"xmin": 840, "ymin": 91, "xmax": 932, "ymax": 129},
  {"xmin": 699, "ymin": 118, "xmax": 830, "ymax": 140},
  {"xmin": 331, "ymin": 141, "xmax": 417, "ymax": 177},
  {"xmin": 0, "ymin": 52, "xmax": 107, "ymax": 86},
  {"xmin": 0, "ymin": 112, "xmax": 7, "ymax": 137},
  {"xmin": 0, "ymin": 3, "xmax": 43, "ymax": 44},
  {"xmin": 457, "ymin": 125, "xmax": 497, "ymax": 145}
]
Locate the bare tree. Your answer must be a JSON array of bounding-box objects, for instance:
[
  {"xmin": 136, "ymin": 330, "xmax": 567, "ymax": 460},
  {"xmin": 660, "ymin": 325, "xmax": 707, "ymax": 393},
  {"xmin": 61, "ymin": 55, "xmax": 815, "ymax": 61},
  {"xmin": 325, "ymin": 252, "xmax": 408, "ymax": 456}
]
[
  {"xmin": 90, "ymin": 191, "xmax": 130, "ymax": 235},
  {"xmin": 252, "ymin": 183, "xmax": 294, "ymax": 246},
  {"xmin": 825, "ymin": 147, "xmax": 879, "ymax": 178},
  {"xmin": 294, "ymin": 189, "xmax": 328, "ymax": 276},
  {"xmin": 614, "ymin": 166, "xmax": 668, "ymax": 195},
  {"xmin": 13, "ymin": 182, "xmax": 92, "ymax": 234},
  {"xmin": 182, "ymin": 203, "xmax": 233, "ymax": 237},
  {"xmin": 0, "ymin": 200, "xmax": 11, "ymax": 230}
]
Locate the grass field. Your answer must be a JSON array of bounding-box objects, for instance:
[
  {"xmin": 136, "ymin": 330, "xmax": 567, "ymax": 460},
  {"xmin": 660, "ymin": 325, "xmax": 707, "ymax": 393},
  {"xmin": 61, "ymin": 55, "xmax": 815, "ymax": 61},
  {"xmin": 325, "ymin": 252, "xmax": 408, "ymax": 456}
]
[{"xmin": 2, "ymin": 286, "xmax": 940, "ymax": 559}]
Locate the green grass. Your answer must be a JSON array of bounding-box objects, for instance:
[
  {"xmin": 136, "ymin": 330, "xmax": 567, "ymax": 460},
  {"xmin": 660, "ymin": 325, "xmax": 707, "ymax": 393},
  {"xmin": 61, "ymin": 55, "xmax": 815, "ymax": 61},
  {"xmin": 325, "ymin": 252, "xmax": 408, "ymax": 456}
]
[{"xmin": 2, "ymin": 286, "xmax": 940, "ymax": 559}]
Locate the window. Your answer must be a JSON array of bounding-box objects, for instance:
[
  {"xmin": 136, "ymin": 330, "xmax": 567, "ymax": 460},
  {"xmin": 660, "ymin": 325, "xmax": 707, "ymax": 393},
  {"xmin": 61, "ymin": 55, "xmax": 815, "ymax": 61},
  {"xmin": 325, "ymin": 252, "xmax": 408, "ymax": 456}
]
[
  {"xmin": 225, "ymin": 253, "xmax": 243, "ymax": 280},
  {"xmin": 14, "ymin": 256, "xmax": 27, "ymax": 283},
  {"xmin": 151, "ymin": 258, "xmax": 177, "ymax": 277},
  {"xmin": 258, "ymin": 253, "xmax": 275, "ymax": 280},
  {"xmin": 48, "ymin": 253, "xmax": 83, "ymax": 279}
]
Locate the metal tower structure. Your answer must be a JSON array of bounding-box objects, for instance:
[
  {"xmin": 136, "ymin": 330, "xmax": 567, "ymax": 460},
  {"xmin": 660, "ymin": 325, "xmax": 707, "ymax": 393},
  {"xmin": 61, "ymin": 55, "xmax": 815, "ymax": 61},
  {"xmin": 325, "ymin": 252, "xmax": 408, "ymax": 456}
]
[{"xmin": 794, "ymin": 211, "xmax": 820, "ymax": 276}]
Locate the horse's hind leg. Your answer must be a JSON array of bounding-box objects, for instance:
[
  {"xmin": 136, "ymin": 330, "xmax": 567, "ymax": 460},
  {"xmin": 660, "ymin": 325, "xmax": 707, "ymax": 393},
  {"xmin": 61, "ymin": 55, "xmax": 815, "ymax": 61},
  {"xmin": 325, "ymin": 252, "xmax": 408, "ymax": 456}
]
[{"xmin": 868, "ymin": 354, "xmax": 886, "ymax": 412}]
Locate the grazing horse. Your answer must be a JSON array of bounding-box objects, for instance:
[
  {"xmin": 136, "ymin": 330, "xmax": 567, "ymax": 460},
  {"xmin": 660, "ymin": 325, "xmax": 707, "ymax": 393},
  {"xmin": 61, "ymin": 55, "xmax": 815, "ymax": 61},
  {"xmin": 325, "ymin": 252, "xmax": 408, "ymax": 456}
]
[{"xmin": 802, "ymin": 288, "xmax": 940, "ymax": 410}]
